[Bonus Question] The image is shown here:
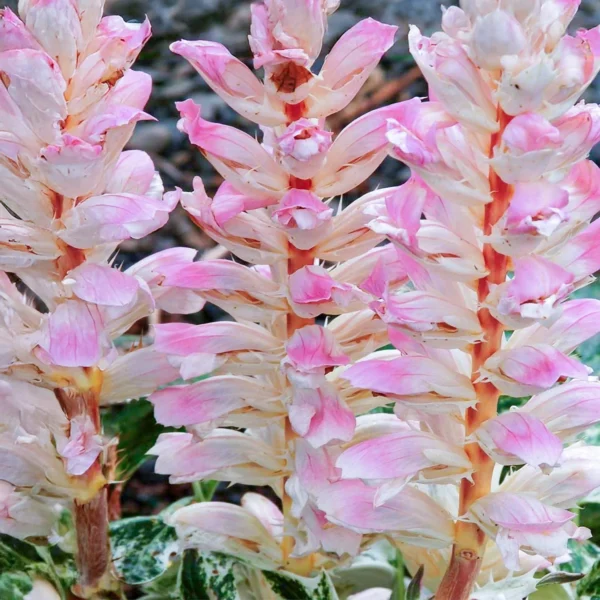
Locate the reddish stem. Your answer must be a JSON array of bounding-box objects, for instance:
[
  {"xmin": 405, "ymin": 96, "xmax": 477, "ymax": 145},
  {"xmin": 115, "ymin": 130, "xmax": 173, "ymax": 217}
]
[
  {"xmin": 55, "ymin": 369, "xmax": 112, "ymax": 595},
  {"xmin": 436, "ymin": 110, "xmax": 513, "ymax": 600}
]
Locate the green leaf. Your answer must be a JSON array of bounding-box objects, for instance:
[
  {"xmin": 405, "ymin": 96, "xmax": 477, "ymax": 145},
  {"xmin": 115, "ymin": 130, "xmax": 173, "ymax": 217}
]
[
  {"xmin": 581, "ymin": 503, "xmax": 600, "ymax": 545},
  {"xmin": 263, "ymin": 570, "xmax": 338, "ymax": 600},
  {"xmin": 0, "ymin": 572, "xmax": 33, "ymax": 600},
  {"xmin": 405, "ymin": 565, "xmax": 423, "ymax": 600},
  {"xmin": 0, "ymin": 535, "xmax": 71, "ymax": 600},
  {"xmin": 47, "ymin": 545, "xmax": 77, "ymax": 591},
  {"xmin": 561, "ymin": 540, "xmax": 600, "ymax": 575},
  {"xmin": 0, "ymin": 534, "xmax": 45, "ymax": 573},
  {"xmin": 498, "ymin": 395, "xmax": 528, "ymax": 413},
  {"xmin": 102, "ymin": 398, "xmax": 178, "ymax": 480},
  {"xmin": 529, "ymin": 585, "xmax": 572, "ymax": 600},
  {"xmin": 331, "ymin": 540, "xmax": 395, "ymax": 598},
  {"xmin": 110, "ymin": 516, "xmax": 179, "ymax": 585},
  {"xmin": 138, "ymin": 562, "xmax": 180, "ymax": 600},
  {"xmin": 578, "ymin": 558, "xmax": 600, "ymax": 596},
  {"xmin": 177, "ymin": 550, "xmax": 239, "ymax": 600},
  {"xmin": 536, "ymin": 571, "xmax": 584, "ymax": 587}
]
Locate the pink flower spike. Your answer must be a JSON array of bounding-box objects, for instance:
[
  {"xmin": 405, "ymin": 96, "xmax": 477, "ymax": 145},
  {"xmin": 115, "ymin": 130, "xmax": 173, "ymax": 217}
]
[
  {"xmin": 475, "ymin": 412, "xmax": 563, "ymax": 469},
  {"xmin": 58, "ymin": 416, "xmax": 103, "ymax": 476},
  {"xmin": 176, "ymin": 99, "xmax": 288, "ymax": 198},
  {"xmin": 481, "ymin": 344, "xmax": 591, "ymax": 397},
  {"xmin": 170, "ymin": 40, "xmax": 285, "ymax": 126},
  {"xmin": 308, "ymin": 18, "xmax": 398, "ymax": 118},
  {"xmin": 289, "ymin": 383, "xmax": 355, "ymax": 448},
  {"xmin": 284, "ymin": 324, "xmax": 349, "ymax": 387}
]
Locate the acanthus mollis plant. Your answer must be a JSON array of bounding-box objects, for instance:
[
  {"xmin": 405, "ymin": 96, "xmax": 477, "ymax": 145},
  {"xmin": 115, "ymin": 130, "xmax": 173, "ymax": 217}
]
[
  {"xmin": 334, "ymin": 0, "xmax": 600, "ymax": 598},
  {"xmin": 0, "ymin": 1, "xmax": 193, "ymax": 596}
]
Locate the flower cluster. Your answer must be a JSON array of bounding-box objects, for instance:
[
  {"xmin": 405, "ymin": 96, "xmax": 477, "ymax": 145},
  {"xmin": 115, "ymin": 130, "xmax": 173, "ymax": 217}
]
[
  {"xmin": 148, "ymin": 0, "xmax": 454, "ymax": 574},
  {"xmin": 152, "ymin": 0, "xmax": 600, "ymax": 598},
  {"xmin": 349, "ymin": 0, "xmax": 600, "ymax": 597},
  {"xmin": 0, "ymin": 1, "xmax": 186, "ymax": 591}
]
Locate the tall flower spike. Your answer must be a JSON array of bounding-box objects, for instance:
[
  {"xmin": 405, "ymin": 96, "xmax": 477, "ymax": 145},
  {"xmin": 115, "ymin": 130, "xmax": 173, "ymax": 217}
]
[
  {"xmin": 0, "ymin": 2, "xmax": 183, "ymax": 595},
  {"xmin": 148, "ymin": 0, "xmax": 481, "ymax": 579},
  {"xmin": 350, "ymin": 2, "xmax": 600, "ymax": 598}
]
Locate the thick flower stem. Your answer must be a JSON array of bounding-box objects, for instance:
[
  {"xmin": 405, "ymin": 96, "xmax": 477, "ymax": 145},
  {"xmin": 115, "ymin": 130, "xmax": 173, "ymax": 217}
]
[
  {"xmin": 436, "ymin": 110, "xmax": 513, "ymax": 600},
  {"xmin": 55, "ymin": 369, "xmax": 113, "ymax": 597},
  {"xmin": 281, "ymin": 242, "xmax": 315, "ymax": 575}
]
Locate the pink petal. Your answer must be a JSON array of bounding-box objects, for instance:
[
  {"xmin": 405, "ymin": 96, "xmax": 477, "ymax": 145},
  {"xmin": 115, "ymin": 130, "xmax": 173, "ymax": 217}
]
[
  {"xmin": 170, "ymin": 40, "xmax": 285, "ymax": 126},
  {"xmin": 150, "ymin": 376, "xmax": 263, "ymax": 427},
  {"xmin": 318, "ymin": 479, "xmax": 454, "ymax": 545},
  {"xmin": 67, "ymin": 264, "xmax": 140, "ymax": 307},
  {"xmin": 285, "ymin": 325, "xmax": 349, "ymax": 374},
  {"xmin": 154, "ymin": 322, "xmax": 279, "ymax": 357},
  {"xmin": 494, "ymin": 345, "xmax": 590, "ymax": 390},
  {"xmin": 289, "ymin": 384, "xmax": 355, "ymax": 447},
  {"xmin": 344, "ymin": 356, "xmax": 475, "ymax": 401},
  {"xmin": 308, "ymin": 18, "xmax": 397, "ymax": 118},
  {"xmin": 37, "ymin": 300, "xmax": 105, "ymax": 368},
  {"xmin": 176, "ymin": 99, "xmax": 287, "ymax": 198},
  {"xmin": 476, "ymin": 412, "xmax": 563, "ymax": 468}
]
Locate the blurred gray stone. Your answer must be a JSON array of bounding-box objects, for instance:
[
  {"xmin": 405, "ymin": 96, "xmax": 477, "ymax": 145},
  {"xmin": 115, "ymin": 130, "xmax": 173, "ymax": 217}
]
[{"xmin": 127, "ymin": 122, "xmax": 172, "ymax": 153}]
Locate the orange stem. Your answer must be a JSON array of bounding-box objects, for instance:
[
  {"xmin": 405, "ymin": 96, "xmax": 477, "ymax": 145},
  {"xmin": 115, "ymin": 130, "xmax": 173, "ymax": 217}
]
[
  {"xmin": 55, "ymin": 369, "xmax": 112, "ymax": 596},
  {"xmin": 436, "ymin": 110, "xmax": 513, "ymax": 599}
]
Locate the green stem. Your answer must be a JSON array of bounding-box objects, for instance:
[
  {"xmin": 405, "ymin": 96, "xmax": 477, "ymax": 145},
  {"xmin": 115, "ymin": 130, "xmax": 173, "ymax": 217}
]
[
  {"xmin": 192, "ymin": 480, "xmax": 218, "ymax": 503},
  {"xmin": 392, "ymin": 549, "xmax": 406, "ymax": 600}
]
